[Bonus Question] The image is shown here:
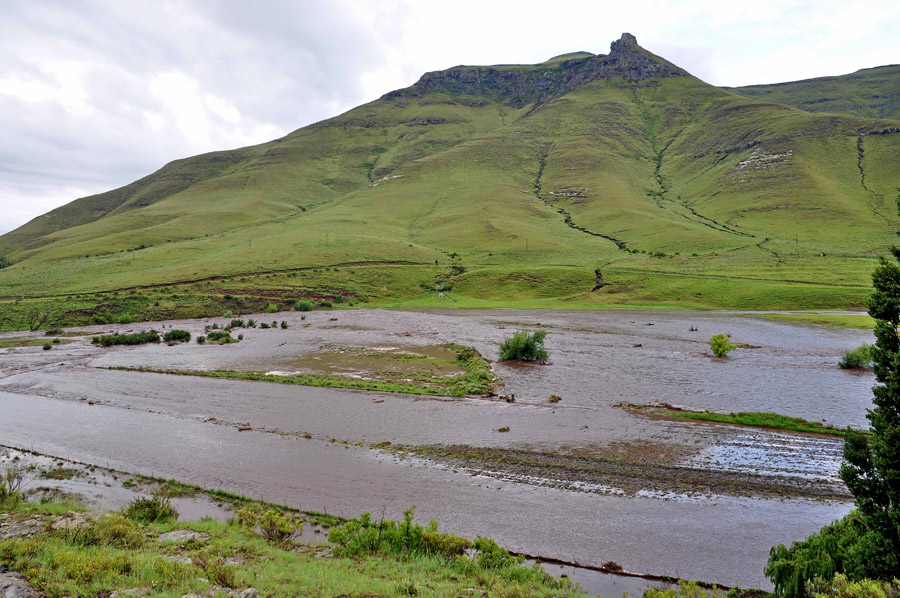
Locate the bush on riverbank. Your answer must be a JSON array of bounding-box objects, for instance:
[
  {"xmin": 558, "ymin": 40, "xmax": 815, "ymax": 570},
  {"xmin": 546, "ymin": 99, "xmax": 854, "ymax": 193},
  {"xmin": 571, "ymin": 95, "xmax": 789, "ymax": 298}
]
[
  {"xmin": 205, "ymin": 330, "xmax": 238, "ymax": 344},
  {"xmin": 92, "ymin": 330, "xmax": 160, "ymax": 347},
  {"xmin": 162, "ymin": 329, "xmax": 190, "ymax": 343},
  {"xmin": 122, "ymin": 495, "xmax": 178, "ymax": 524},
  {"xmin": 329, "ymin": 508, "xmax": 569, "ymax": 588},
  {"xmin": 838, "ymin": 343, "xmax": 873, "ymax": 369},
  {"xmin": 499, "ymin": 329, "xmax": 548, "ymax": 363},
  {"xmin": 811, "ymin": 574, "xmax": 900, "ymax": 598}
]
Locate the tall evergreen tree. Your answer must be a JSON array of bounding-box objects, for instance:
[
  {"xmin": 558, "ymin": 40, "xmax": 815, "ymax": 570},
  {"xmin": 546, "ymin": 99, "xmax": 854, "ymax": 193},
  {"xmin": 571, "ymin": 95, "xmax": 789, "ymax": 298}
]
[{"xmin": 839, "ymin": 246, "xmax": 900, "ymax": 578}]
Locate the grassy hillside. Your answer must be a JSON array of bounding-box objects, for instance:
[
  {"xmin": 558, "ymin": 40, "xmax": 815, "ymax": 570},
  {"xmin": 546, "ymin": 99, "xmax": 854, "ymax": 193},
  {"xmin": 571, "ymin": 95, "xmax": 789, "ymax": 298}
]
[
  {"xmin": 1, "ymin": 34, "xmax": 898, "ymax": 323},
  {"xmin": 731, "ymin": 65, "xmax": 900, "ymax": 120}
]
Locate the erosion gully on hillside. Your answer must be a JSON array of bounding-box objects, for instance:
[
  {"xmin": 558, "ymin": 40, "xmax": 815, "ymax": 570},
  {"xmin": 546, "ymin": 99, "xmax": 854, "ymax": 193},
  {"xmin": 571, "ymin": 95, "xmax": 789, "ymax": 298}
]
[{"xmin": 0, "ymin": 308, "xmax": 872, "ymax": 590}]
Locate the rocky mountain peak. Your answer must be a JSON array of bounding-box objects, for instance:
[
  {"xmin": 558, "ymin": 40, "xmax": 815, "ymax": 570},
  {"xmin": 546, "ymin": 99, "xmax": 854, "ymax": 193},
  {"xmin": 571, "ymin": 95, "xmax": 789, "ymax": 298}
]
[
  {"xmin": 385, "ymin": 33, "xmax": 686, "ymax": 108},
  {"xmin": 610, "ymin": 32, "xmax": 639, "ymax": 52}
]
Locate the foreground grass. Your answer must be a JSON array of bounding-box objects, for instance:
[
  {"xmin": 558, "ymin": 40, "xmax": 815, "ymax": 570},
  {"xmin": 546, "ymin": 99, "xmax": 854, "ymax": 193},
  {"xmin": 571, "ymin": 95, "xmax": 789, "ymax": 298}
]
[
  {"xmin": 0, "ymin": 502, "xmax": 582, "ymax": 598},
  {"xmin": 627, "ymin": 404, "xmax": 865, "ymax": 437},
  {"xmin": 109, "ymin": 343, "xmax": 495, "ymax": 397}
]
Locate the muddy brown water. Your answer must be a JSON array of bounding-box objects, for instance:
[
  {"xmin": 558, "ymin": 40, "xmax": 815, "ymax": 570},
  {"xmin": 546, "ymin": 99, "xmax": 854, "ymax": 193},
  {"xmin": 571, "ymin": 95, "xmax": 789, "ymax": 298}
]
[{"xmin": 0, "ymin": 309, "xmax": 870, "ymax": 590}]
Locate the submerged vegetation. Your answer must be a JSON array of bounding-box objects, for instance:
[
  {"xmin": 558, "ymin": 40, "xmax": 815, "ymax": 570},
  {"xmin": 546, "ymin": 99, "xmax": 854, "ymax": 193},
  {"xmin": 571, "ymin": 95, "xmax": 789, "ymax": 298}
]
[
  {"xmin": 709, "ymin": 333, "xmax": 737, "ymax": 358},
  {"xmin": 626, "ymin": 404, "xmax": 858, "ymax": 438},
  {"xmin": 838, "ymin": 343, "xmax": 873, "ymax": 369},
  {"xmin": 204, "ymin": 330, "xmax": 238, "ymax": 344},
  {"xmin": 498, "ymin": 329, "xmax": 549, "ymax": 363},
  {"xmin": 162, "ymin": 329, "xmax": 191, "ymax": 344},
  {"xmin": 110, "ymin": 343, "xmax": 495, "ymax": 397},
  {"xmin": 91, "ymin": 330, "xmax": 160, "ymax": 347}
]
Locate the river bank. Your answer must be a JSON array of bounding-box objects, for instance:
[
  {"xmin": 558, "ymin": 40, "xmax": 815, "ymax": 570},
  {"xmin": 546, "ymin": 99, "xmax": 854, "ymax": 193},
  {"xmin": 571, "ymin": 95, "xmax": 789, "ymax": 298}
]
[{"xmin": 0, "ymin": 308, "xmax": 868, "ymax": 588}]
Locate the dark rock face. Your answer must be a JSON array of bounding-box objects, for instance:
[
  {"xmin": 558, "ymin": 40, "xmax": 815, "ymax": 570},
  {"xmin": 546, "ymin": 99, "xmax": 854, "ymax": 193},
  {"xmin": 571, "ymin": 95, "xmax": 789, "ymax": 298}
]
[{"xmin": 384, "ymin": 33, "xmax": 686, "ymax": 108}]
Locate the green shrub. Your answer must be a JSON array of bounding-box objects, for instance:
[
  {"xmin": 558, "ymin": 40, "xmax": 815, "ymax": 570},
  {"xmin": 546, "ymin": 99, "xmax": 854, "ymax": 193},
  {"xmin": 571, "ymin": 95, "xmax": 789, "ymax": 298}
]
[
  {"xmin": 223, "ymin": 310, "xmax": 233, "ymax": 318},
  {"xmin": 471, "ymin": 537, "xmax": 523, "ymax": 570},
  {"xmin": 498, "ymin": 329, "xmax": 548, "ymax": 362},
  {"xmin": 206, "ymin": 330, "xmax": 238, "ymax": 344},
  {"xmin": 0, "ymin": 256, "xmax": 10, "ymax": 269},
  {"xmin": 295, "ymin": 300, "xmax": 313, "ymax": 311},
  {"xmin": 44, "ymin": 328, "xmax": 62, "ymax": 336},
  {"xmin": 329, "ymin": 509, "xmax": 562, "ymax": 587},
  {"xmin": 329, "ymin": 508, "xmax": 471, "ymax": 559},
  {"xmin": 73, "ymin": 514, "xmax": 145, "ymax": 549},
  {"xmin": 196, "ymin": 335, "xmax": 206, "ymax": 344},
  {"xmin": 247, "ymin": 319, "xmax": 257, "ymax": 328},
  {"xmin": 117, "ymin": 313, "xmax": 134, "ymax": 324},
  {"xmin": 237, "ymin": 508, "xmax": 302, "ymax": 544},
  {"xmin": 267, "ymin": 303, "xmax": 279, "ymax": 313},
  {"xmin": 644, "ymin": 580, "xmax": 727, "ymax": 598},
  {"xmin": 193, "ymin": 555, "xmax": 237, "ymax": 588},
  {"xmin": 42, "ymin": 343, "xmax": 52, "ymax": 350},
  {"xmin": 710, "ymin": 333, "xmax": 737, "ymax": 358},
  {"xmin": 162, "ymin": 329, "xmax": 190, "ymax": 343},
  {"xmin": 1, "ymin": 466, "xmax": 31, "ymax": 511},
  {"xmin": 319, "ymin": 301, "xmax": 333, "ymax": 308},
  {"xmin": 260, "ymin": 322, "xmax": 270, "ymax": 329},
  {"xmin": 92, "ymin": 330, "xmax": 160, "ymax": 347},
  {"xmin": 230, "ymin": 319, "xmax": 245, "ymax": 329},
  {"xmin": 839, "ymin": 343, "xmax": 873, "ymax": 369},
  {"xmin": 811, "ymin": 573, "xmax": 900, "ymax": 598},
  {"xmin": 280, "ymin": 320, "xmax": 288, "ymax": 329},
  {"xmin": 121, "ymin": 495, "xmax": 178, "ymax": 524}
]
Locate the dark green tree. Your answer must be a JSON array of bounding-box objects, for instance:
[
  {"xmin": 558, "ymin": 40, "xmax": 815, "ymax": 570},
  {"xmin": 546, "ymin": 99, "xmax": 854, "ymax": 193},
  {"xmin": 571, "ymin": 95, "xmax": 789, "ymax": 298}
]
[{"xmin": 838, "ymin": 246, "xmax": 900, "ymax": 579}]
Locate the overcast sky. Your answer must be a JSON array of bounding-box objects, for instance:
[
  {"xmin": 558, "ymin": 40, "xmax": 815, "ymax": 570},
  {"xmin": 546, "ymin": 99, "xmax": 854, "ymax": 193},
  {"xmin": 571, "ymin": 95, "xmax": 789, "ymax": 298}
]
[{"xmin": 2, "ymin": 0, "xmax": 899, "ymax": 234}]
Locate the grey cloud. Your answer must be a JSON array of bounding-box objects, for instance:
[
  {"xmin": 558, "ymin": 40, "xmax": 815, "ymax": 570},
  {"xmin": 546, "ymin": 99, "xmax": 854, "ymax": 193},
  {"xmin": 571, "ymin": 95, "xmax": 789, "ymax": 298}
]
[{"xmin": 0, "ymin": 0, "xmax": 402, "ymax": 233}]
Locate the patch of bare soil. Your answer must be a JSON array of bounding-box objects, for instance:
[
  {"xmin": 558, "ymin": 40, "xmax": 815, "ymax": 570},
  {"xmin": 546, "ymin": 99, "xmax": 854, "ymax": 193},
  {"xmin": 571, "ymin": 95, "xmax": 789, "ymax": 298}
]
[{"xmin": 397, "ymin": 445, "xmax": 850, "ymax": 501}]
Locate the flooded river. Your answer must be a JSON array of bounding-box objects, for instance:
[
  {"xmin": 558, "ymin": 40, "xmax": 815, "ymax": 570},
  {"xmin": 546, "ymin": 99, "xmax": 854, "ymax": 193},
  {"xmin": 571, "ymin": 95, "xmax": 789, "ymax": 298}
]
[{"xmin": 0, "ymin": 309, "xmax": 871, "ymax": 591}]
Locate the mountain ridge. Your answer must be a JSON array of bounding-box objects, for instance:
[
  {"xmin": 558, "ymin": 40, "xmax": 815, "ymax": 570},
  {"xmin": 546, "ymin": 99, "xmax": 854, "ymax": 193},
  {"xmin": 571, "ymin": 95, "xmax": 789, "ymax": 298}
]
[{"xmin": 1, "ymin": 33, "xmax": 899, "ymax": 317}]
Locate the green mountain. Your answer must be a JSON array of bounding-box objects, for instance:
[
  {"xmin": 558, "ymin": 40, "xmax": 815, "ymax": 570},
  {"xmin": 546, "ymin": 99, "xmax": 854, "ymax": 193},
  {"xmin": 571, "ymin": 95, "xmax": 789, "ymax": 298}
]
[
  {"xmin": 732, "ymin": 65, "xmax": 900, "ymax": 120},
  {"xmin": 2, "ymin": 34, "xmax": 900, "ymax": 322}
]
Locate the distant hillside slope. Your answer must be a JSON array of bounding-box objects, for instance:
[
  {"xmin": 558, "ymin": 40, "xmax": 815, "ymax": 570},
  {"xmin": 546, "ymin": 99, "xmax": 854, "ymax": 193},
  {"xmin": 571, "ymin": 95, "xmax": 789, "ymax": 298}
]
[
  {"xmin": 1, "ymin": 34, "xmax": 899, "ymax": 310},
  {"xmin": 731, "ymin": 65, "xmax": 900, "ymax": 121}
]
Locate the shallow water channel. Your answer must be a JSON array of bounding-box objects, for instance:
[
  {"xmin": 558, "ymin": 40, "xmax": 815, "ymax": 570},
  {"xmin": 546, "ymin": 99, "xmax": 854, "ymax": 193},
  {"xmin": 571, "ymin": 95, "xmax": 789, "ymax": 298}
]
[{"xmin": 0, "ymin": 309, "xmax": 872, "ymax": 591}]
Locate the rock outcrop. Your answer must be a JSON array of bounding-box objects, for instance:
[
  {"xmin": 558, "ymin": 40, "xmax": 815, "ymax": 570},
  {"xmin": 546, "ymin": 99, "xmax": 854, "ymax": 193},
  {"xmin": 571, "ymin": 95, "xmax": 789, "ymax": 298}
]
[
  {"xmin": 384, "ymin": 33, "xmax": 686, "ymax": 107},
  {"xmin": 0, "ymin": 571, "xmax": 41, "ymax": 598}
]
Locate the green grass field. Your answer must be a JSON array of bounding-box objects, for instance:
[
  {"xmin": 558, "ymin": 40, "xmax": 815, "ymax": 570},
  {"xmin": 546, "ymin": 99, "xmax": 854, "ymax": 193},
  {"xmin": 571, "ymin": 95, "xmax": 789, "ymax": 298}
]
[
  {"xmin": 753, "ymin": 313, "xmax": 875, "ymax": 329},
  {"xmin": 732, "ymin": 65, "xmax": 900, "ymax": 120}
]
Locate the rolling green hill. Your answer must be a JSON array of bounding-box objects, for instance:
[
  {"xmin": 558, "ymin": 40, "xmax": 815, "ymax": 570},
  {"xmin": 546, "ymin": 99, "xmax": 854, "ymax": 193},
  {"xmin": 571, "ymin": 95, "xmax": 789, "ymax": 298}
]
[
  {"xmin": 732, "ymin": 65, "xmax": 900, "ymax": 120},
  {"xmin": 2, "ymin": 33, "xmax": 899, "ymax": 327}
]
